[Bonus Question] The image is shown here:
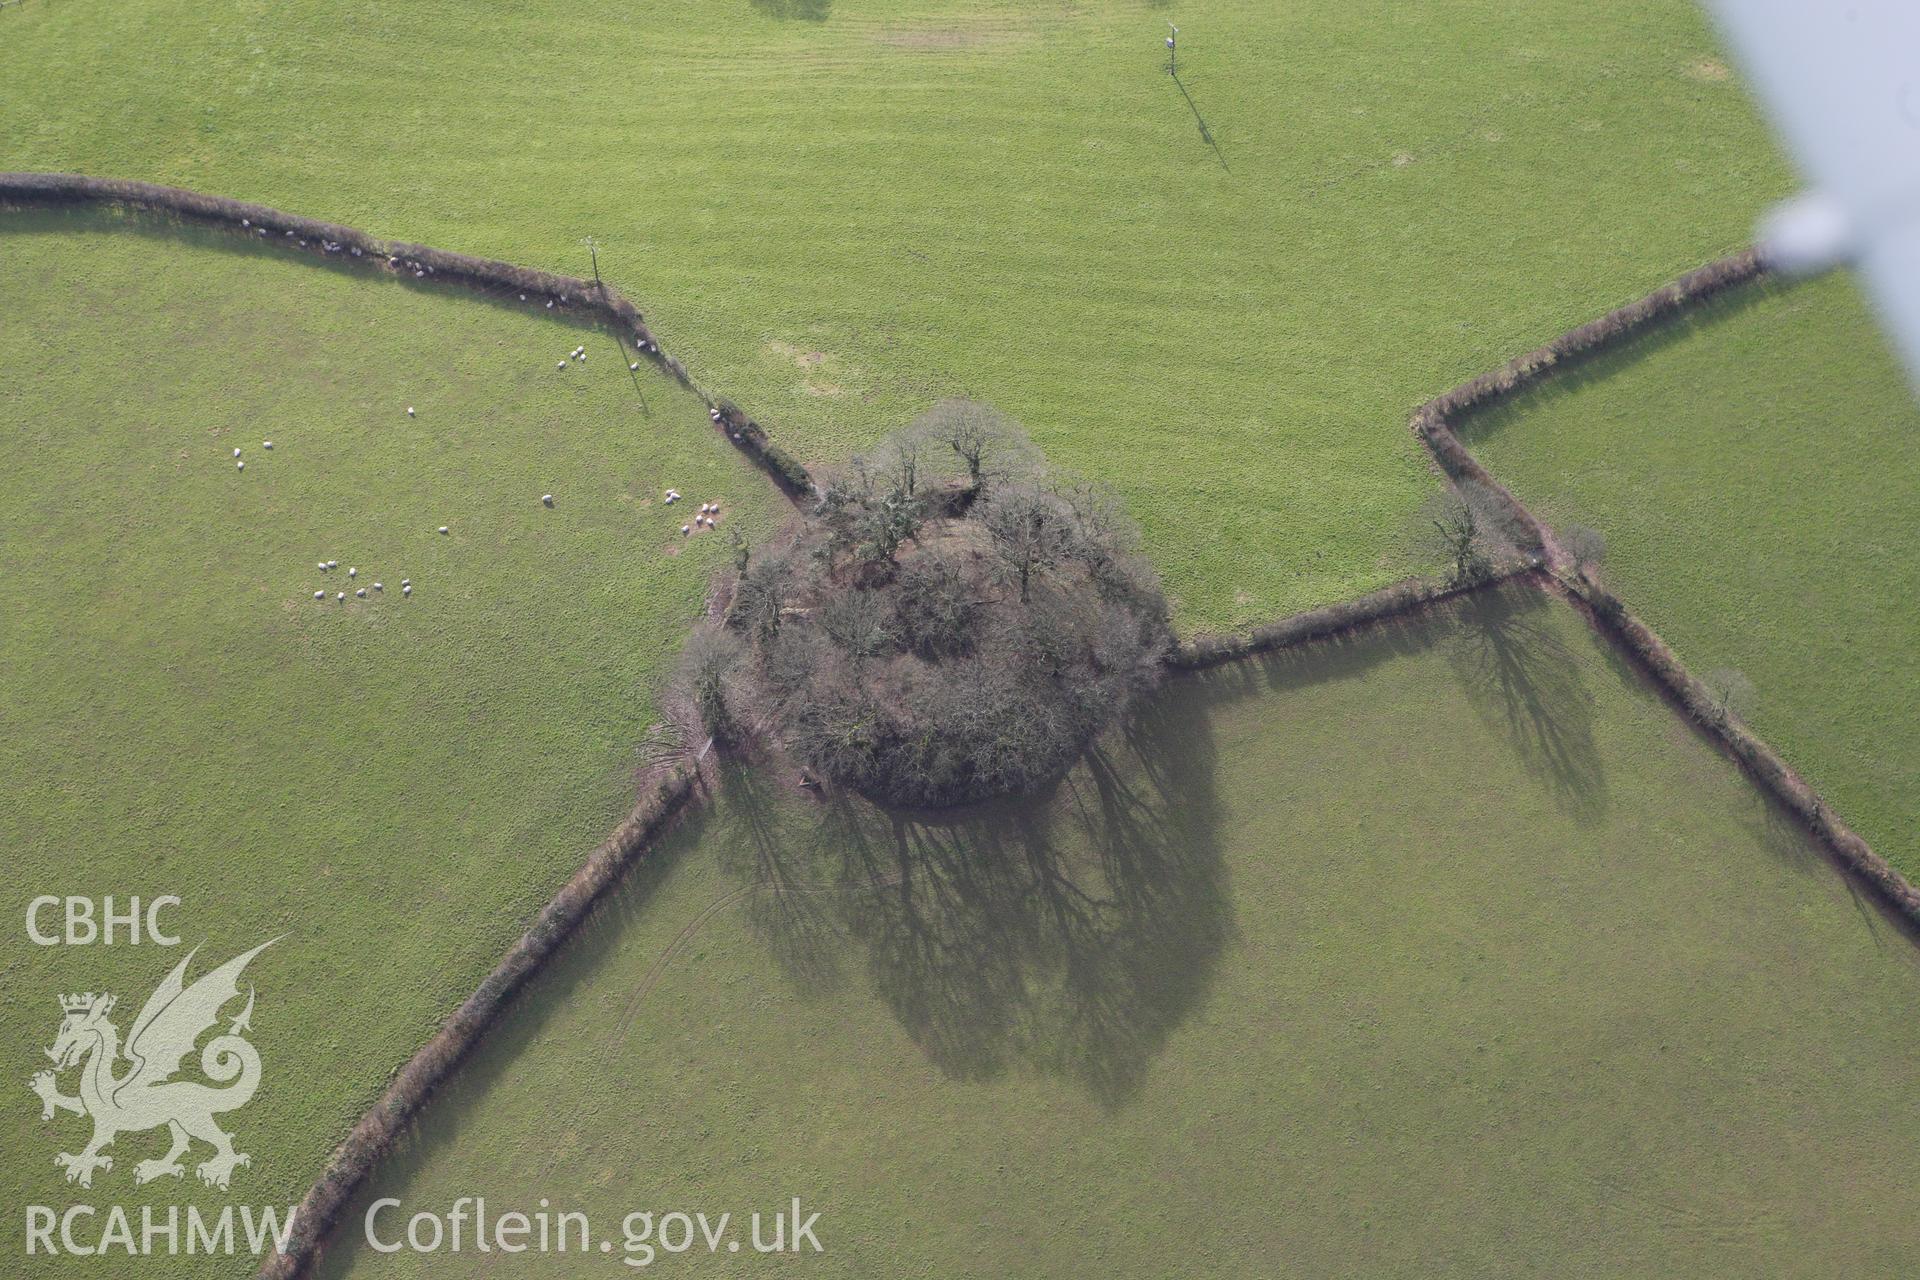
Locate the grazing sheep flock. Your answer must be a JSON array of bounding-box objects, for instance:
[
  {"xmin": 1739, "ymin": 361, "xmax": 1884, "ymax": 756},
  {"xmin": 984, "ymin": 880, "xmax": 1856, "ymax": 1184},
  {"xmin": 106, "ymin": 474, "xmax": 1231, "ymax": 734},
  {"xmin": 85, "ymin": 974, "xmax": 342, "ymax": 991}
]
[{"xmin": 253, "ymin": 340, "xmax": 732, "ymax": 610}]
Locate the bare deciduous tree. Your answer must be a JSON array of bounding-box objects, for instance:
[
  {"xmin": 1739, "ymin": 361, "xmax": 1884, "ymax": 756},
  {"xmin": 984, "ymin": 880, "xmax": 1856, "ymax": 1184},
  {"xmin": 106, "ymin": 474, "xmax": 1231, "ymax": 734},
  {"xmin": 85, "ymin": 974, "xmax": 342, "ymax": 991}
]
[
  {"xmin": 913, "ymin": 398, "xmax": 1028, "ymax": 491},
  {"xmin": 672, "ymin": 624, "xmax": 746, "ymax": 744},
  {"xmin": 982, "ymin": 483, "xmax": 1074, "ymax": 604},
  {"xmin": 728, "ymin": 549, "xmax": 798, "ymax": 642},
  {"xmin": 712, "ymin": 413, "xmax": 1169, "ymax": 807},
  {"xmin": 1561, "ymin": 523, "xmax": 1607, "ymax": 578},
  {"xmin": 1701, "ymin": 667, "xmax": 1757, "ymax": 725},
  {"xmin": 1431, "ymin": 495, "xmax": 1493, "ymax": 587},
  {"xmin": 878, "ymin": 423, "xmax": 934, "ymax": 498}
]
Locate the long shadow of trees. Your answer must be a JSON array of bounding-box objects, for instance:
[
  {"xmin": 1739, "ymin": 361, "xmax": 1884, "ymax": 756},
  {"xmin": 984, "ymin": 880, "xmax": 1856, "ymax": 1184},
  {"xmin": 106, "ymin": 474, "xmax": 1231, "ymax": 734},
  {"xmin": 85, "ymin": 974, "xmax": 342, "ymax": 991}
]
[
  {"xmin": 714, "ymin": 582, "xmax": 1612, "ymax": 1106},
  {"xmin": 718, "ymin": 686, "xmax": 1232, "ymax": 1110},
  {"xmin": 1444, "ymin": 583, "xmax": 1607, "ymax": 823}
]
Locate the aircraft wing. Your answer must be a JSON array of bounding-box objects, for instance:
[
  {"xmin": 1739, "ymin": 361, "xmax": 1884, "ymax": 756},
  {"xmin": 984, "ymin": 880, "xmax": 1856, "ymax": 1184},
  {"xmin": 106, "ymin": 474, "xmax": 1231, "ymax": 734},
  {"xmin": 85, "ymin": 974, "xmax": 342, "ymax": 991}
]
[{"xmin": 1705, "ymin": 1, "xmax": 1920, "ymax": 383}]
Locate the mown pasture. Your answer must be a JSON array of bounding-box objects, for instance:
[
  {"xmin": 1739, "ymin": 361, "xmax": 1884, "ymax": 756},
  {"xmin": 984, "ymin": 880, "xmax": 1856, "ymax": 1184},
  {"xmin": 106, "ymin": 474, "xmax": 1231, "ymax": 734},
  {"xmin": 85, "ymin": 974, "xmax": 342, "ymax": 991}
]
[
  {"xmin": 323, "ymin": 589, "xmax": 1920, "ymax": 1280},
  {"xmin": 0, "ymin": 0, "xmax": 1792, "ymax": 629},
  {"xmin": 0, "ymin": 210, "xmax": 782, "ymax": 1275},
  {"xmin": 1464, "ymin": 275, "xmax": 1919, "ymax": 880}
]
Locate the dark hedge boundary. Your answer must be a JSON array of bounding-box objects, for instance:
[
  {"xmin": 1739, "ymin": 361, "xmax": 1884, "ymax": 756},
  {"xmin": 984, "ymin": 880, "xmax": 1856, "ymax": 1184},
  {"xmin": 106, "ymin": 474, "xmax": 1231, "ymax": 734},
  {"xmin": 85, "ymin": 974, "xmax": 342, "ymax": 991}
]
[
  {"xmin": 0, "ymin": 172, "xmax": 816, "ymax": 499},
  {"xmin": 1411, "ymin": 249, "xmax": 1764, "ymax": 561},
  {"xmin": 1171, "ymin": 570, "xmax": 1526, "ymax": 670},
  {"xmin": 24, "ymin": 175, "xmax": 1905, "ymax": 1259},
  {"xmin": 1411, "ymin": 250, "xmax": 1920, "ymax": 934},
  {"xmin": 259, "ymin": 766, "xmax": 699, "ymax": 1280}
]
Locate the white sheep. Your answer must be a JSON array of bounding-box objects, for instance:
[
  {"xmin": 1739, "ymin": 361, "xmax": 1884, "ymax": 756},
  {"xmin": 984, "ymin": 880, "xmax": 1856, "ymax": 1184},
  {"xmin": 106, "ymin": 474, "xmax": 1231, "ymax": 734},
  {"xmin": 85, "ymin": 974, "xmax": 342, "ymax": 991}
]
[
  {"xmin": 630, "ymin": 361, "xmax": 639, "ymax": 371},
  {"xmin": 401, "ymin": 578, "xmax": 410, "ymax": 587},
  {"xmin": 236, "ymin": 460, "xmax": 245, "ymax": 470},
  {"xmin": 373, "ymin": 582, "xmax": 383, "ymax": 591},
  {"xmin": 337, "ymin": 592, "xmax": 346, "ymax": 601},
  {"xmin": 681, "ymin": 524, "xmax": 690, "ymax": 535},
  {"xmin": 233, "ymin": 447, "xmax": 242, "ymax": 458},
  {"xmin": 327, "ymin": 560, "xmax": 338, "ymax": 569},
  {"xmin": 438, "ymin": 526, "xmax": 449, "ymax": 534},
  {"xmin": 558, "ymin": 361, "xmax": 567, "ymax": 370},
  {"xmin": 314, "ymin": 591, "xmax": 325, "ymax": 600},
  {"xmin": 542, "ymin": 494, "xmax": 554, "ymax": 506},
  {"xmin": 263, "ymin": 441, "xmax": 273, "ymax": 450},
  {"xmin": 402, "ymin": 584, "xmax": 412, "ymax": 596},
  {"xmin": 356, "ymin": 588, "xmax": 367, "ymax": 598},
  {"xmin": 317, "ymin": 562, "xmax": 327, "ymax": 571},
  {"xmin": 406, "ymin": 406, "xmax": 415, "ymax": 417},
  {"xmin": 348, "ymin": 567, "xmax": 357, "ymax": 577}
]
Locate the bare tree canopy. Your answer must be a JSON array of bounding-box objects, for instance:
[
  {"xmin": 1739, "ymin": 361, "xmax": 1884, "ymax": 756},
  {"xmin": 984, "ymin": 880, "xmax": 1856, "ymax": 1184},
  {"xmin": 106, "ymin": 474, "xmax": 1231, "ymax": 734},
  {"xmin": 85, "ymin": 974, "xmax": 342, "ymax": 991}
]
[
  {"xmin": 685, "ymin": 410, "xmax": 1170, "ymax": 807},
  {"xmin": 1701, "ymin": 667, "xmax": 1757, "ymax": 724},
  {"xmin": 906, "ymin": 397, "xmax": 1038, "ymax": 493},
  {"xmin": 1561, "ymin": 523, "xmax": 1607, "ymax": 575},
  {"xmin": 1423, "ymin": 481, "xmax": 1513, "ymax": 587}
]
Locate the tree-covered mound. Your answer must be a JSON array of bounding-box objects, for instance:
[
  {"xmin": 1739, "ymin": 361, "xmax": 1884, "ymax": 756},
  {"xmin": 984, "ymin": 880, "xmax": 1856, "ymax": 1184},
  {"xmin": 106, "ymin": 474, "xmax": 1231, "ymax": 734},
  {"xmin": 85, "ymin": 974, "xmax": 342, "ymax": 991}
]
[{"xmin": 679, "ymin": 401, "xmax": 1172, "ymax": 809}]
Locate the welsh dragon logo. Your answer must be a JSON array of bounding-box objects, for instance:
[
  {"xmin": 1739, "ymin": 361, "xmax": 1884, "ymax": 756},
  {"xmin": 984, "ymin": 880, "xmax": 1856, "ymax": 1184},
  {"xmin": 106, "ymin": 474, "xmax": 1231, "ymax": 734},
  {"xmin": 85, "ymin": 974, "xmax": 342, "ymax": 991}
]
[{"xmin": 28, "ymin": 940, "xmax": 276, "ymax": 1190}]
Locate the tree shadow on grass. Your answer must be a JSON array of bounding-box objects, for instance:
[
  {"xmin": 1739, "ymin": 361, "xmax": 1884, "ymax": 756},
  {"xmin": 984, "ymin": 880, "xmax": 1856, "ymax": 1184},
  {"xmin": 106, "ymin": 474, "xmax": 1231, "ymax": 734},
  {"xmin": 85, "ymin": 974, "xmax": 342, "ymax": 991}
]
[
  {"xmin": 1444, "ymin": 582, "xmax": 1607, "ymax": 823},
  {"xmin": 712, "ymin": 760, "xmax": 853, "ymax": 996},
  {"xmin": 722, "ymin": 684, "xmax": 1233, "ymax": 1111},
  {"xmin": 310, "ymin": 798, "xmax": 709, "ymax": 1280}
]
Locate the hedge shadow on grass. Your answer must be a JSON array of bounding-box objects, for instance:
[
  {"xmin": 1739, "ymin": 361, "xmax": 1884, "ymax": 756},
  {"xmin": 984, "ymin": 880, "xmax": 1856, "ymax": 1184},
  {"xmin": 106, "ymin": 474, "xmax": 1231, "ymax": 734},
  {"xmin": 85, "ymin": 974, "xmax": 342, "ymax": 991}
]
[
  {"xmin": 1409, "ymin": 247, "xmax": 1920, "ymax": 946},
  {"xmin": 1458, "ymin": 277, "xmax": 1783, "ymax": 447},
  {"xmin": 1, "ymin": 174, "xmax": 817, "ymax": 498},
  {"xmin": 306, "ymin": 795, "xmax": 712, "ymax": 1280},
  {"xmin": 2, "ymin": 204, "xmax": 640, "ymax": 355},
  {"xmin": 1196, "ymin": 580, "xmax": 1603, "ymax": 823}
]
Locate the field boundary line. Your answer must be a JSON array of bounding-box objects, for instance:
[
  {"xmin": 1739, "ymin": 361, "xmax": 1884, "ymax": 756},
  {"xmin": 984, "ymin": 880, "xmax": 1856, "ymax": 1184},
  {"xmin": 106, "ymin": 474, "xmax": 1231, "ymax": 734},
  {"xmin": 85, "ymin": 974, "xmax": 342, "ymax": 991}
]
[
  {"xmin": 0, "ymin": 173, "xmax": 814, "ymax": 1275},
  {"xmin": 1170, "ymin": 569, "xmax": 1529, "ymax": 669},
  {"xmin": 1409, "ymin": 252, "xmax": 1920, "ymax": 933},
  {"xmin": 0, "ymin": 171, "xmax": 817, "ymax": 501},
  {"xmin": 256, "ymin": 765, "xmax": 702, "ymax": 1279}
]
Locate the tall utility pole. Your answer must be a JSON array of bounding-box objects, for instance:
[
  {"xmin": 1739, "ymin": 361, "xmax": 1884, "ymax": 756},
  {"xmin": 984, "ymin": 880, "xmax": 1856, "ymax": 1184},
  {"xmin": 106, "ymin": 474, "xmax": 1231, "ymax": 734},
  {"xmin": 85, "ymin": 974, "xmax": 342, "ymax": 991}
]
[{"xmin": 1166, "ymin": 24, "xmax": 1178, "ymax": 76}]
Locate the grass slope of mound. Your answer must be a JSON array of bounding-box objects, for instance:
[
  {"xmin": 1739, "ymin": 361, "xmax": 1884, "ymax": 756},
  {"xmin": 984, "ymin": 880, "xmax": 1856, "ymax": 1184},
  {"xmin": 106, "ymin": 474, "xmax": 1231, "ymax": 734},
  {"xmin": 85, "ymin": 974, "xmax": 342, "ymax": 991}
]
[
  {"xmin": 323, "ymin": 588, "xmax": 1920, "ymax": 1279},
  {"xmin": 0, "ymin": 0, "xmax": 1790, "ymax": 629},
  {"xmin": 0, "ymin": 210, "xmax": 781, "ymax": 1275},
  {"xmin": 1463, "ymin": 274, "xmax": 1920, "ymax": 880}
]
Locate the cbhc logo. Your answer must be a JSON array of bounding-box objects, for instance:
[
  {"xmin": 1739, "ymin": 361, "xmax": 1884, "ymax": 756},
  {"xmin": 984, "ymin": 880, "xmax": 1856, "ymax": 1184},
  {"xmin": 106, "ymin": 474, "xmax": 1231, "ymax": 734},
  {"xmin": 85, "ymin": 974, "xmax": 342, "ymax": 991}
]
[{"xmin": 26, "ymin": 897, "xmax": 182, "ymax": 946}]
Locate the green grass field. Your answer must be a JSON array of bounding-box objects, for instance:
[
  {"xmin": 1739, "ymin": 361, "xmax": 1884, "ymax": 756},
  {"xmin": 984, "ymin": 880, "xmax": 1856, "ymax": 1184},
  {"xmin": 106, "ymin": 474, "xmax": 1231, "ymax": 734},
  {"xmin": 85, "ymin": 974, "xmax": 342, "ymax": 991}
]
[
  {"xmin": 0, "ymin": 211, "xmax": 783, "ymax": 1270},
  {"xmin": 8, "ymin": 4, "xmax": 1915, "ymax": 1275},
  {"xmin": 319, "ymin": 589, "xmax": 1920, "ymax": 1279},
  {"xmin": 0, "ymin": 0, "xmax": 1792, "ymax": 630},
  {"xmin": 1463, "ymin": 275, "xmax": 1920, "ymax": 880}
]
